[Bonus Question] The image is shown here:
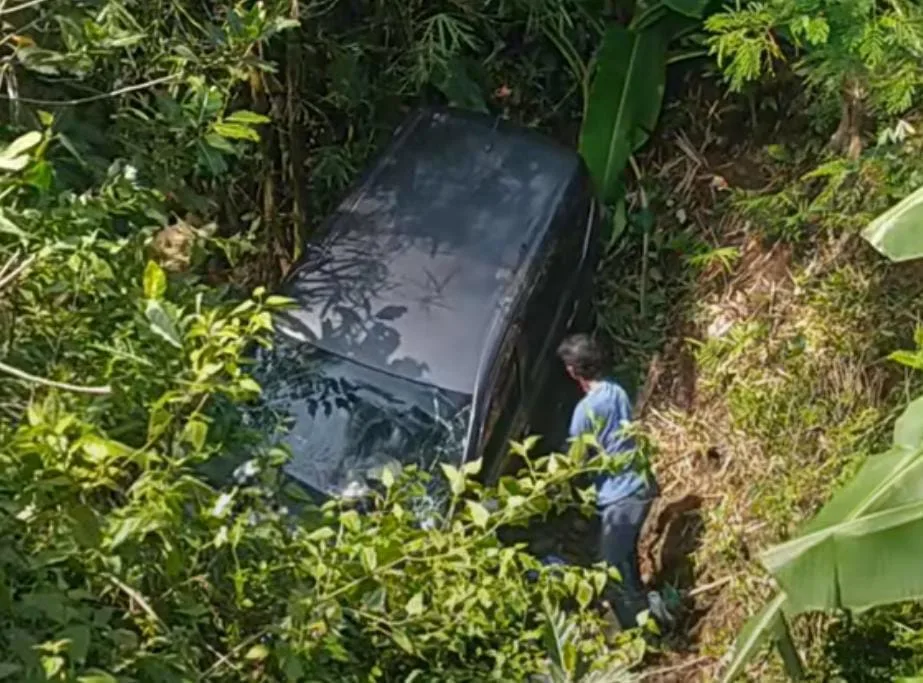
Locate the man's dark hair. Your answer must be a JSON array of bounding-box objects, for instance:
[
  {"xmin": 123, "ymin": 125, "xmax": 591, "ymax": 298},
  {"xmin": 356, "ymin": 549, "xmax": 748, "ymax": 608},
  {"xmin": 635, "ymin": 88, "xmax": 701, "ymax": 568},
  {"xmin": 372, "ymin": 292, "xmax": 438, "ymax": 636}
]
[{"xmin": 556, "ymin": 333, "xmax": 610, "ymax": 381}]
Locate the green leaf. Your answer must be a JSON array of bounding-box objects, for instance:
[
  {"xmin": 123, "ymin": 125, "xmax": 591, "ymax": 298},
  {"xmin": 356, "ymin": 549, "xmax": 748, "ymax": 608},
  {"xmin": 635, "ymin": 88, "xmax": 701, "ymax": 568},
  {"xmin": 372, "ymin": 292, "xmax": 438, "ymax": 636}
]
[
  {"xmin": 895, "ymin": 396, "xmax": 923, "ymax": 450},
  {"xmin": 392, "ymin": 629, "xmax": 414, "ymax": 654},
  {"xmin": 143, "ymin": 261, "xmax": 167, "ymax": 299},
  {"xmin": 575, "ymin": 580, "xmax": 593, "ymax": 609},
  {"xmin": 761, "ymin": 445, "xmax": 923, "ymax": 613},
  {"xmin": 60, "ymin": 624, "xmax": 90, "ymax": 663},
  {"xmin": 0, "ymin": 131, "xmax": 42, "ymax": 160},
  {"xmin": 361, "ymin": 547, "xmax": 378, "ymax": 572},
  {"xmin": 440, "ymin": 463, "xmax": 465, "ymax": 496},
  {"xmin": 462, "ymin": 458, "xmax": 482, "ymax": 476},
  {"xmin": 663, "ymin": 0, "xmax": 710, "ymax": 17},
  {"xmin": 405, "ymin": 592, "xmax": 425, "ymax": 616},
  {"xmin": 862, "ymin": 184, "xmax": 923, "ymax": 262},
  {"xmin": 579, "ymin": 24, "xmax": 668, "ymax": 203},
  {"xmin": 225, "ymin": 110, "xmax": 271, "ymax": 125},
  {"xmin": 68, "ymin": 504, "xmax": 101, "ymax": 548},
  {"xmin": 431, "ymin": 58, "xmax": 487, "ymax": 113},
  {"xmin": 0, "ymin": 155, "xmax": 30, "ymax": 172},
  {"xmin": 145, "ymin": 300, "xmax": 182, "ymax": 348},
  {"xmin": 466, "ymin": 501, "xmax": 490, "ymax": 529},
  {"xmin": 0, "ymin": 210, "xmax": 28, "ymax": 239},
  {"xmin": 306, "ymin": 526, "xmax": 335, "ymax": 542},
  {"xmin": 182, "ymin": 418, "xmax": 208, "ymax": 451},
  {"xmin": 718, "ymin": 593, "xmax": 788, "ymax": 683},
  {"xmin": 196, "ymin": 139, "xmax": 228, "ymax": 176},
  {"xmin": 77, "ymin": 673, "xmax": 117, "ymax": 683},
  {"xmin": 213, "ymin": 122, "xmax": 261, "ymax": 142},
  {"xmin": 244, "ymin": 643, "xmax": 270, "ymax": 660},
  {"xmin": 0, "ymin": 663, "xmax": 22, "ymax": 680},
  {"xmin": 24, "ymin": 160, "xmax": 52, "ymax": 191}
]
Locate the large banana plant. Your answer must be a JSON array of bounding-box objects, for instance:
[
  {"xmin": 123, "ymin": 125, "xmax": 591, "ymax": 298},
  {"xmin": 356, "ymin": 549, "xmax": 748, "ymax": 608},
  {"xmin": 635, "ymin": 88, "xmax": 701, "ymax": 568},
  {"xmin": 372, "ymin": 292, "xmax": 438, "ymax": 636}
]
[
  {"xmin": 719, "ymin": 200, "xmax": 923, "ymax": 681},
  {"xmin": 571, "ymin": 0, "xmax": 708, "ymax": 203},
  {"xmin": 862, "ymin": 185, "xmax": 923, "ymax": 262}
]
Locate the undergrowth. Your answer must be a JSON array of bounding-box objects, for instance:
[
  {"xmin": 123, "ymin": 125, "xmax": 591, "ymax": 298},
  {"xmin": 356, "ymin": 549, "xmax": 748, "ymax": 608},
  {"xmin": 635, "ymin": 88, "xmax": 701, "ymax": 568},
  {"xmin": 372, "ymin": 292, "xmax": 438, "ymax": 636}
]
[{"xmin": 599, "ymin": 73, "xmax": 923, "ymax": 680}]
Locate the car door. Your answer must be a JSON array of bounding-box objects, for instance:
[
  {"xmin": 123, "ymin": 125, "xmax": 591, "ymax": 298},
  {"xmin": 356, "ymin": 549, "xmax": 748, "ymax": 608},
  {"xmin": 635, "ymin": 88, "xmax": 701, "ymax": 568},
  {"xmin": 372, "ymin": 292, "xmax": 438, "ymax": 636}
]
[
  {"xmin": 478, "ymin": 326, "xmax": 528, "ymax": 483},
  {"xmin": 518, "ymin": 205, "xmax": 594, "ymax": 440}
]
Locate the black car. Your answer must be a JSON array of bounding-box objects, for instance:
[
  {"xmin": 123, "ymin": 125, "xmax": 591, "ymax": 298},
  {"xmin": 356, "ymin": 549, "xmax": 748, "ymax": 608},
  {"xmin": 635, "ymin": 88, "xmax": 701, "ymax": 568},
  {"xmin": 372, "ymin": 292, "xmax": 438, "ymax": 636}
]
[{"xmin": 250, "ymin": 108, "xmax": 601, "ymax": 501}]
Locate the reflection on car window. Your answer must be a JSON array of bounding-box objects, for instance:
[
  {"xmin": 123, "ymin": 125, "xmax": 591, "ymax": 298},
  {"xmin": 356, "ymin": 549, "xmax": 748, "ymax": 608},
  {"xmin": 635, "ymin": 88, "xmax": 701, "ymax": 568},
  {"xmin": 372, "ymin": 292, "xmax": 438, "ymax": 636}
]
[{"xmin": 245, "ymin": 336, "xmax": 473, "ymax": 496}]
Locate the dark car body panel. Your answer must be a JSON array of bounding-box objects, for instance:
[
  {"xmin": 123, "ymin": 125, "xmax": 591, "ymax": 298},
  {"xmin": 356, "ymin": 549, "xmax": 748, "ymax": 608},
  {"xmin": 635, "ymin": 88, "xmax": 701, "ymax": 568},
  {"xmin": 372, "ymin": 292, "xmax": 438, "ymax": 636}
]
[{"xmin": 255, "ymin": 108, "xmax": 601, "ymax": 496}]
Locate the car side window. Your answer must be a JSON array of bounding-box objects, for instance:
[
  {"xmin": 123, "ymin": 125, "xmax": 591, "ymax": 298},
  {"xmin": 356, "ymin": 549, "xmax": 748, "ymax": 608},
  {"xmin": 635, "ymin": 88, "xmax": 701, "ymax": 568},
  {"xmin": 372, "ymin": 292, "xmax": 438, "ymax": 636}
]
[{"xmin": 480, "ymin": 331, "xmax": 524, "ymax": 466}]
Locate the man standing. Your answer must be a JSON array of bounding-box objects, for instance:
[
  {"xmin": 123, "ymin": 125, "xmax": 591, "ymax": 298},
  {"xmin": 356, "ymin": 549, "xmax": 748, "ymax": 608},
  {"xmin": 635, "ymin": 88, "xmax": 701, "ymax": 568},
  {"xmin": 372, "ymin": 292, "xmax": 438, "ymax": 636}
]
[{"xmin": 557, "ymin": 333, "xmax": 659, "ymax": 628}]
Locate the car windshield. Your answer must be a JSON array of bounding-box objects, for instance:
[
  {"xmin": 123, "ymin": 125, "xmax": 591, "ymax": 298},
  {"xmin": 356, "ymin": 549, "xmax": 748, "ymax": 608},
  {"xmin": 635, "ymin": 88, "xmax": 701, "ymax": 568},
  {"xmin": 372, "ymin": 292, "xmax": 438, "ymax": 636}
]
[{"xmin": 247, "ymin": 335, "xmax": 472, "ymax": 498}]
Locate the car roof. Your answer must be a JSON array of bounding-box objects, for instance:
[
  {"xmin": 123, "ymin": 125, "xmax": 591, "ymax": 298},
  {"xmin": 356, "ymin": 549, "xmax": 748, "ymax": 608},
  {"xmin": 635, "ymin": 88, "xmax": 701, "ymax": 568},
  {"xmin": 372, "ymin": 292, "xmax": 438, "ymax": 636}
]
[{"xmin": 275, "ymin": 107, "xmax": 588, "ymax": 395}]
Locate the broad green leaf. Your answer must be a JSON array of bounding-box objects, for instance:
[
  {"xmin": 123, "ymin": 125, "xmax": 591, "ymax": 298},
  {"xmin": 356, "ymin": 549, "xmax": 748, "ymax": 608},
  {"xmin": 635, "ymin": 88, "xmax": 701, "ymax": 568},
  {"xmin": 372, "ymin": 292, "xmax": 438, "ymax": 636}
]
[
  {"xmin": 77, "ymin": 673, "xmax": 117, "ymax": 683},
  {"xmin": 213, "ymin": 121, "xmax": 261, "ymax": 142},
  {"xmin": 718, "ymin": 592, "xmax": 787, "ymax": 683},
  {"xmin": 862, "ymin": 184, "xmax": 923, "ymax": 262},
  {"xmin": 0, "ymin": 155, "xmax": 30, "ymax": 172},
  {"xmin": 760, "ymin": 445, "xmax": 923, "ymax": 612},
  {"xmin": 440, "ymin": 463, "xmax": 465, "ymax": 496},
  {"xmin": 361, "ymin": 547, "xmax": 377, "ymax": 572},
  {"xmin": 462, "ymin": 458, "xmax": 482, "ymax": 476},
  {"xmin": 431, "ymin": 57, "xmax": 487, "ymax": 113},
  {"xmin": 182, "ymin": 418, "xmax": 208, "ymax": 451},
  {"xmin": 579, "ymin": 24, "xmax": 668, "ymax": 203},
  {"xmin": 890, "ymin": 349, "xmax": 923, "ymax": 370},
  {"xmin": 764, "ymin": 495, "xmax": 923, "ymax": 612},
  {"xmin": 466, "ymin": 501, "xmax": 490, "ymax": 529},
  {"xmin": 575, "ymin": 580, "xmax": 593, "ymax": 609},
  {"xmin": 541, "ymin": 602, "xmax": 578, "ymax": 678},
  {"xmin": 68, "ymin": 504, "xmax": 101, "ymax": 548},
  {"xmin": 405, "ymin": 592, "xmax": 424, "ymax": 616},
  {"xmin": 24, "ymin": 160, "xmax": 52, "ymax": 191},
  {"xmin": 225, "ymin": 110, "xmax": 271, "ymax": 125},
  {"xmin": 143, "ymin": 260, "xmax": 167, "ymax": 299},
  {"xmin": 244, "ymin": 643, "xmax": 270, "ymax": 660},
  {"xmin": 60, "ymin": 624, "xmax": 90, "ymax": 663},
  {"xmin": 392, "ymin": 629, "xmax": 414, "ymax": 654},
  {"xmin": 0, "ymin": 131, "xmax": 42, "ymax": 159},
  {"xmin": 306, "ymin": 526, "xmax": 335, "ymax": 542},
  {"xmin": 663, "ymin": 0, "xmax": 710, "ymax": 17},
  {"xmin": 0, "ymin": 210, "xmax": 28, "ymax": 239},
  {"xmin": 145, "ymin": 300, "xmax": 182, "ymax": 348},
  {"xmin": 0, "ymin": 663, "xmax": 21, "ymax": 680},
  {"xmin": 895, "ymin": 396, "xmax": 923, "ymax": 449}
]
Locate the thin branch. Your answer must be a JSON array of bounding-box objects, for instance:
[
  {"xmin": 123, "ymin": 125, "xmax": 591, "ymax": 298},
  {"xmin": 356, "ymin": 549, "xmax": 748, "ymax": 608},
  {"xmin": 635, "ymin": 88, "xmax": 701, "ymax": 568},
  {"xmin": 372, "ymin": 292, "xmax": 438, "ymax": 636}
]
[
  {"xmin": 106, "ymin": 574, "xmax": 166, "ymax": 631},
  {"xmin": 200, "ymin": 630, "xmax": 268, "ymax": 679},
  {"xmin": 0, "ymin": 253, "xmax": 34, "ymax": 291},
  {"xmin": 0, "ymin": 250, "xmax": 20, "ymax": 282},
  {"xmin": 688, "ymin": 575, "xmax": 734, "ymax": 598},
  {"xmin": 0, "ymin": 0, "xmax": 45, "ymax": 16},
  {"xmin": 0, "ymin": 74, "xmax": 180, "ymax": 106},
  {"xmin": 0, "ymin": 359, "xmax": 112, "ymax": 394}
]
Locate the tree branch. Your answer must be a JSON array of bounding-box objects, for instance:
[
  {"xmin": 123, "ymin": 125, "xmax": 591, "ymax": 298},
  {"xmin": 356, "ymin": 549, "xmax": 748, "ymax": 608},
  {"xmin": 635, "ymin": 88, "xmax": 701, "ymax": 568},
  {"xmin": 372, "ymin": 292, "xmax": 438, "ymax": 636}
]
[
  {"xmin": 0, "ymin": 359, "xmax": 112, "ymax": 394},
  {"xmin": 0, "ymin": 74, "xmax": 180, "ymax": 106}
]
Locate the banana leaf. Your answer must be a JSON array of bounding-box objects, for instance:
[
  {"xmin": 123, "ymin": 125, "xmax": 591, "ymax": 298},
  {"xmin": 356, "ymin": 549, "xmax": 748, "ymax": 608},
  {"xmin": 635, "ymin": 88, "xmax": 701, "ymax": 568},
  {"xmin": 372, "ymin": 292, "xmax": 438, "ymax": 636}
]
[
  {"xmin": 663, "ymin": 0, "xmax": 711, "ymax": 17},
  {"xmin": 895, "ymin": 395, "xmax": 923, "ymax": 449},
  {"xmin": 579, "ymin": 24, "xmax": 668, "ymax": 204},
  {"xmin": 720, "ymin": 397, "xmax": 923, "ymax": 680},
  {"xmin": 761, "ymin": 444, "xmax": 923, "ymax": 613},
  {"xmin": 862, "ymin": 184, "xmax": 923, "ymax": 262}
]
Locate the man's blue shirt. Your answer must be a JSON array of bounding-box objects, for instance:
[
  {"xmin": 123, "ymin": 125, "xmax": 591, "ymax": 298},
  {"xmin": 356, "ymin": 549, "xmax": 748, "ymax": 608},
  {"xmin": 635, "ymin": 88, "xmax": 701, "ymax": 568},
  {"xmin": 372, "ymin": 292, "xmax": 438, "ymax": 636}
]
[{"xmin": 568, "ymin": 379, "xmax": 648, "ymax": 507}]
